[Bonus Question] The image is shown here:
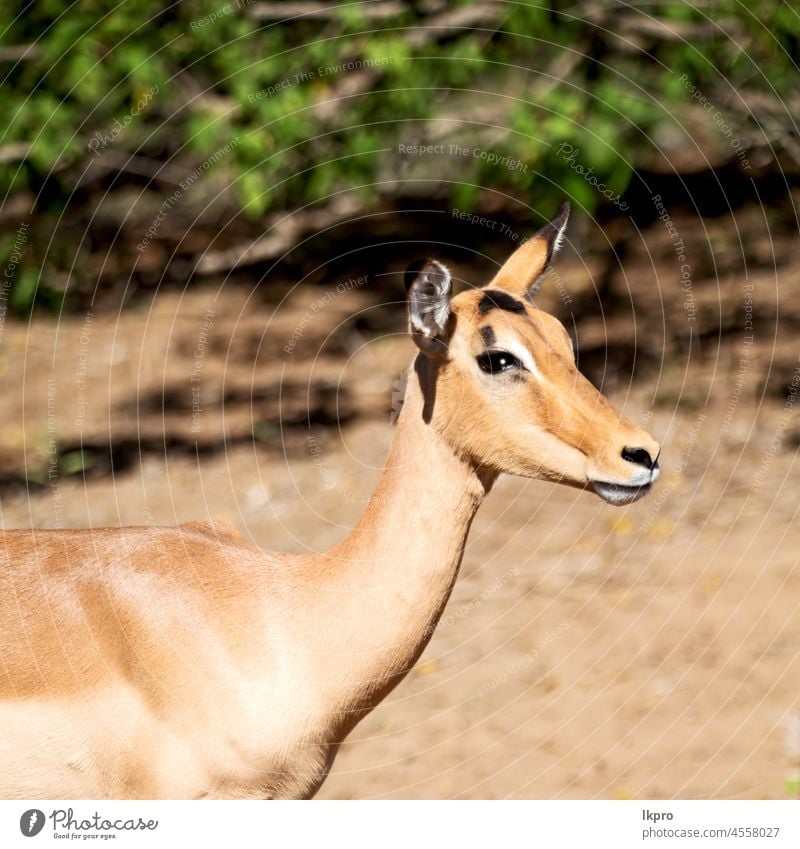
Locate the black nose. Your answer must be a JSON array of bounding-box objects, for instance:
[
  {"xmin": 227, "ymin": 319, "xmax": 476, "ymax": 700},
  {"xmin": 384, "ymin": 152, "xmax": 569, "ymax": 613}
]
[{"xmin": 621, "ymin": 446, "xmax": 653, "ymax": 469}]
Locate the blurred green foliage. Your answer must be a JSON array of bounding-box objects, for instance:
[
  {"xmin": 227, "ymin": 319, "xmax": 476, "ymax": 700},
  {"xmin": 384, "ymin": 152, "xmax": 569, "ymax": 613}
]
[{"xmin": 0, "ymin": 0, "xmax": 797, "ymax": 308}]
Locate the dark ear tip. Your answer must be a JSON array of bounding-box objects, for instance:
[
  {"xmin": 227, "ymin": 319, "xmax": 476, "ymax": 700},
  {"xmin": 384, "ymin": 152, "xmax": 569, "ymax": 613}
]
[
  {"xmin": 534, "ymin": 201, "xmax": 571, "ymax": 240},
  {"xmin": 404, "ymin": 258, "xmax": 431, "ymax": 293}
]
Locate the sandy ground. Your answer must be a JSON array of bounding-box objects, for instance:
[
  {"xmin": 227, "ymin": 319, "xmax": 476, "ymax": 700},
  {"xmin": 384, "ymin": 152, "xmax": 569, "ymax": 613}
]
[{"xmin": 1, "ymin": 386, "xmax": 798, "ymax": 799}]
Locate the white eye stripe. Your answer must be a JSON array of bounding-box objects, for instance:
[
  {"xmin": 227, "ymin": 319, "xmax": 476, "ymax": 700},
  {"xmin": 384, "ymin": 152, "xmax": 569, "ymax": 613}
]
[{"xmin": 494, "ymin": 339, "xmax": 542, "ymax": 380}]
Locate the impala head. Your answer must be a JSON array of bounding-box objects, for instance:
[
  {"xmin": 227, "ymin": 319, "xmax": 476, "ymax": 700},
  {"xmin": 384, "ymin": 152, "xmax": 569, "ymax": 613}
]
[{"xmin": 404, "ymin": 202, "xmax": 660, "ymax": 505}]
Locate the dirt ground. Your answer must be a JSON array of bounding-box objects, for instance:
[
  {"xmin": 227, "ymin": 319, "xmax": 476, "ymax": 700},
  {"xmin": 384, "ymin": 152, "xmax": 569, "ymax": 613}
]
[{"xmin": 0, "ymin": 271, "xmax": 798, "ymax": 800}]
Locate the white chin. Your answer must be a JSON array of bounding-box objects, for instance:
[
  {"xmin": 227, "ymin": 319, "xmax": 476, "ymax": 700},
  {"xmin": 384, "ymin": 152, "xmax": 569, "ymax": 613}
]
[{"xmin": 590, "ymin": 480, "xmax": 652, "ymax": 506}]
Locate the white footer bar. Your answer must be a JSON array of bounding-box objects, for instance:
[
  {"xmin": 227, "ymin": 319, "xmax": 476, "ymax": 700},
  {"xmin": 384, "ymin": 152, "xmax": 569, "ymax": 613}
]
[{"xmin": 2, "ymin": 800, "xmax": 798, "ymax": 848}]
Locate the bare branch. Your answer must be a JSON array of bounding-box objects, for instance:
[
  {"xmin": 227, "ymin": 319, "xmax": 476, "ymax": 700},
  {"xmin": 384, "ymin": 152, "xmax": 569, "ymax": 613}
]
[
  {"xmin": 0, "ymin": 44, "xmax": 42, "ymax": 62},
  {"xmin": 75, "ymin": 150, "xmax": 189, "ymax": 189},
  {"xmin": 0, "ymin": 143, "xmax": 31, "ymax": 164},
  {"xmin": 196, "ymin": 195, "xmax": 364, "ymax": 275},
  {"xmin": 246, "ymin": 1, "xmax": 406, "ymax": 22}
]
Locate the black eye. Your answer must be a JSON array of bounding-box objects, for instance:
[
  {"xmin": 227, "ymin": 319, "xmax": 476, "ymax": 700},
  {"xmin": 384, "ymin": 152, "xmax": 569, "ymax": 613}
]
[{"xmin": 476, "ymin": 350, "xmax": 523, "ymax": 375}]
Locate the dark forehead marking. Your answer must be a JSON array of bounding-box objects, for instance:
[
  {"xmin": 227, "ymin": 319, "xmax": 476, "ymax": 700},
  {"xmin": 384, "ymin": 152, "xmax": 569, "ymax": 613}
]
[
  {"xmin": 479, "ymin": 325, "xmax": 496, "ymax": 348},
  {"xmin": 478, "ymin": 289, "xmax": 527, "ymax": 316}
]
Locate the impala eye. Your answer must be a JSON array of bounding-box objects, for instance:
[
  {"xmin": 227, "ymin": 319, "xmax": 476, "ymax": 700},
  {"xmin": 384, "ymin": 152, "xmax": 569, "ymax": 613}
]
[{"xmin": 476, "ymin": 350, "xmax": 523, "ymax": 375}]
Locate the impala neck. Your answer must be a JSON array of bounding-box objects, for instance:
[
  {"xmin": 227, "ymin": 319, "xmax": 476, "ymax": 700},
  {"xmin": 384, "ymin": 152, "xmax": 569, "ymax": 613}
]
[{"xmin": 322, "ymin": 356, "xmax": 493, "ymax": 719}]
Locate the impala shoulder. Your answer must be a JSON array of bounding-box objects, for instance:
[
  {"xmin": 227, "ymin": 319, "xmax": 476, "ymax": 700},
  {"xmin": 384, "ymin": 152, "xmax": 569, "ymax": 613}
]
[{"xmin": 179, "ymin": 517, "xmax": 244, "ymax": 541}]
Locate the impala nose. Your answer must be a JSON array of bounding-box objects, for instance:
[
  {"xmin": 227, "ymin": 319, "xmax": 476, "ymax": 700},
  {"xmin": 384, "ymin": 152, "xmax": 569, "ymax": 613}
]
[{"xmin": 621, "ymin": 446, "xmax": 654, "ymax": 470}]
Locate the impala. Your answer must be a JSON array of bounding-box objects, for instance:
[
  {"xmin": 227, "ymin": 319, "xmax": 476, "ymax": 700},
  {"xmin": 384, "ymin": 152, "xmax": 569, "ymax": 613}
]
[{"xmin": 0, "ymin": 203, "xmax": 660, "ymax": 799}]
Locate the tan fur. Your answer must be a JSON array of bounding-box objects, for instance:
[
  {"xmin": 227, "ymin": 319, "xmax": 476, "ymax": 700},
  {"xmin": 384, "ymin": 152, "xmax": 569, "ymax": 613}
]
[
  {"xmin": 0, "ymin": 225, "xmax": 660, "ymax": 799},
  {"xmin": 488, "ymin": 234, "xmax": 550, "ymax": 295}
]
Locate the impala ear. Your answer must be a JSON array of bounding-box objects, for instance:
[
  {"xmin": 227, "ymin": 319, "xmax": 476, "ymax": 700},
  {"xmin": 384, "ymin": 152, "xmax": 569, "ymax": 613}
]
[
  {"xmin": 405, "ymin": 258, "xmax": 453, "ymax": 357},
  {"xmin": 488, "ymin": 201, "xmax": 570, "ymax": 300}
]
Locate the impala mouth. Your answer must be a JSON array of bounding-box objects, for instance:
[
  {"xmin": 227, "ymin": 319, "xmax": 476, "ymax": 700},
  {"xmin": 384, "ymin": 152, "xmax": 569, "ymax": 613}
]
[
  {"xmin": 590, "ymin": 466, "xmax": 659, "ymax": 506},
  {"xmin": 590, "ymin": 480, "xmax": 652, "ymax": 506}
]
